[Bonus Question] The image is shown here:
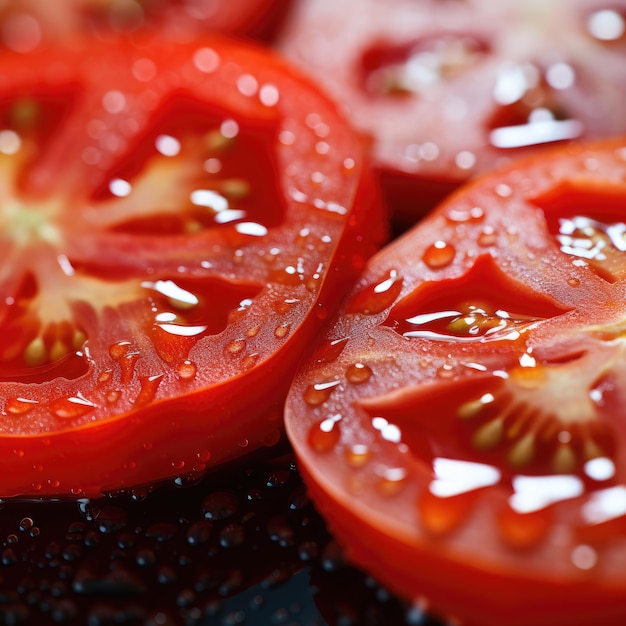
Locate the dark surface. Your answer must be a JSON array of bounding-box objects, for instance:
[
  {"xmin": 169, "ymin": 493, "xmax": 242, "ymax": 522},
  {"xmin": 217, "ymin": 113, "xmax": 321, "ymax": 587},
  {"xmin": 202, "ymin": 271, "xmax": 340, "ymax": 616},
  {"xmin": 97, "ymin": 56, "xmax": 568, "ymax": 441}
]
[{"xmin": 0, "ymin": 449, "xmax": 443, "ymax": 626}]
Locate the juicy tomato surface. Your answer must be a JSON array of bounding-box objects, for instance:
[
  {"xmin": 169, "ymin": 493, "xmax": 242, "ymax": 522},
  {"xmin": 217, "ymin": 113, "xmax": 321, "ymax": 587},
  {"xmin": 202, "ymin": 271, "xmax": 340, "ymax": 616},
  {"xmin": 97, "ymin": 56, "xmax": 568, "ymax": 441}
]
[
  {"xmin": 0, "ymin": 0, "xmax": 291, "ymax": 52},
  {"xmin": 0, "ymin": 35, "xmax": 384, "ymax": 499},
  {"xmin": 278, "ymin": 0, "xmax": 626, "ymax": 222},
  {"xmin": 285, "ymin": 137, "xmax": 626, "ymax": 626}
]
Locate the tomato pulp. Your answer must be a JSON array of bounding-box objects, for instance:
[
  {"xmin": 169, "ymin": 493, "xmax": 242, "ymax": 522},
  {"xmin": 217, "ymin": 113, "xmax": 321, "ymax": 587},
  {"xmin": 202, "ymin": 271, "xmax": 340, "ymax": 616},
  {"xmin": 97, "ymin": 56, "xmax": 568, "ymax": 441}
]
[
  {"xmin": 278, "ymin": 0, "xmax": 626, "ymax": 222},
  {"xmin": 285, "ymin": 137, "xmax": 626, "ymax": 626},
  {"xmin": 0, "ymin": 36, "xmax": 385, "ymax": 498}
]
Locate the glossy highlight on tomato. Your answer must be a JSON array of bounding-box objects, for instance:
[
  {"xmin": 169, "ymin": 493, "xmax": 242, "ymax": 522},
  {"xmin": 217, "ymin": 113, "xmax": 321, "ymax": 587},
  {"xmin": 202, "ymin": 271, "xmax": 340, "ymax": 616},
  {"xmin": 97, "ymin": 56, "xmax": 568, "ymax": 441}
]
[
  {"xmin": 278, "ymin": 0, "xmax": 626, "ymax": 222},
  {"xmin": 285, "ymin": 137, "xmax": 626, "ymax": 626},
  {"xmin": 0, "ymin": 35, "xmax": 385, "ymax": 498}
]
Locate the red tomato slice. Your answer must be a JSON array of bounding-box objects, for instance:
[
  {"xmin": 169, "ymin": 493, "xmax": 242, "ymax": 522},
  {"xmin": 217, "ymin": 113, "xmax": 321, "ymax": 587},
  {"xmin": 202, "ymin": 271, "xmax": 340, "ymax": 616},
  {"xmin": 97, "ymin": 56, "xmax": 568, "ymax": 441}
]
[
  {"xmin": 0, "ymin": 0, "xmax": 291, "ymax": 52},
  {"xmin": 0, "ymin": 35, "xmax": 385, "ymax": 498},
  {"xmin": 285, "ymin": 137, "xmax": 626, "ymax": 626},
  {"xmin": 278, "ymin": 0, "xmax": 626, "ymax": 221}
]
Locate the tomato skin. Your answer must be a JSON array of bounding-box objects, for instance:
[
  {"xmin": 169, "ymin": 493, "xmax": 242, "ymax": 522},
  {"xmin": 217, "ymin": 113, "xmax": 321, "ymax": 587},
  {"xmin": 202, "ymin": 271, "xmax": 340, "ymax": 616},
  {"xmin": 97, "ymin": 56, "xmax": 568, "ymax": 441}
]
[
  {"xmin": 278, "ymin": 0, "xmax": 626, "ymax": 223},
  {"xmin": 0, "ymin": 35, "xmax": 386, "ymax": 498},
  {"xmin": 285, "ymin": 137, "xmax": 626, "ymax": 626}
]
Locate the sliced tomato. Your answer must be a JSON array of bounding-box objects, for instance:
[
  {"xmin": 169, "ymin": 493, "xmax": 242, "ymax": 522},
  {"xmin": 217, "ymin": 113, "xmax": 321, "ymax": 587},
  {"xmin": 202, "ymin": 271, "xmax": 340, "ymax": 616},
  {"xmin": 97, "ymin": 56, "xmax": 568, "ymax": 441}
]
[
  {"xmin": 285, "ymin": 137, "xmax": 626, "ymax": 626},
  {"xmin": 0, "ymin": 0, "xmax": 291, "ymax": 52},
  {"xmin": 278, "ymin": 0, "xmax": 626, "ymax": 222},
  {"xmin": 0, "ymin": 35, "xmax": 385, "ymax": 498}
]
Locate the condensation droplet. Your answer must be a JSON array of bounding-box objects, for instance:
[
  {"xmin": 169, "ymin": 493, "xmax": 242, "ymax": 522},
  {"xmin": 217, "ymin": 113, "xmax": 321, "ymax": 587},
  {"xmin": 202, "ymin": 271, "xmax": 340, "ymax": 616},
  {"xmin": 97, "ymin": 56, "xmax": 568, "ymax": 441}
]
[
  {"xmin": 446, "ymin": 205, "xmax": 484, "ymax": 223},
  {"xmin": 345, "ymin": 444, "xmax": 371, "ymax": 468},
  {"xmin": 51, "ymin": 394, "xmax": 97, "ymax": 419},
  {"xmin": 177, "ymin": 360, "xmax": 197, "ymax": 380},
  {"xmin": 308, "ymin": 415, "xmax": 342, "ymax": 453},
  {"xmin": 274, "ymin": 324, "xmax": 291, "ymax": 339},
  {"xmin": 377, "ymin": 467, "xmax": 408, "ymax": 496},
  {"xmin": 5, "ymin": 397, "xmax": 38, "ymax": 415},
  {"xmin": 134, "ymin": 375, "xmax": 163, "ymax": 407},
  {"xmin": 226, "ymin": 338, "xmax": 246, "ymax": 355},
  {"xmin": 497, "ymin": 505, "xmax": 551, "ymax": 549},
  {"xmin": 478, "ymin": 225, "xmax": 497, "ymax": 246},
  {"xmin": 346, "ymin": 363, "xmax": 372, "ymax": 384},
  {"xmin": 303, "ymin": 380, "xmax": 340, "ymax": 406},
  {"xmin": 423, "ymin": 240, "xmax": 455, "ymax": 269}
]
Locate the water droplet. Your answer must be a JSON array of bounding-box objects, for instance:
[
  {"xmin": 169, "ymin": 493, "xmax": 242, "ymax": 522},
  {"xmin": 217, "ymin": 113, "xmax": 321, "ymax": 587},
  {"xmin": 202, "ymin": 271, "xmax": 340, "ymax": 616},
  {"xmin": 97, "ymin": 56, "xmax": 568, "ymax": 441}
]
[
  {"xmin": 19, "ymin": 517, "xmax": 33, "ymax": 531},
  {"xmin": 134, "ymin": 374, "xmax": 163, "ymax": 407},
  {"xmin": 347, "ymin": 270, "xmax": 403, "ymax": 314},
  {"xmin": 446, "ymin": 206, "xmax": 485, "ymax": 223},
  {"xmin": 177, "ymin": 360, "xmax": 197, "ymax": 381},
  {"xmin": 308, "ymin": 415, "xmax": 341, "ymax": 452},
  {"xmin": 303, "ymin": 380, "xmax": 341, "ymax": 406},
  {"xmin": 377, "ymin": 467, "xmax": 408, "ymax": 496},
  {"xmin": 5, "ymin": 397, "xmax": 38, "ymax": 415},
  {"xmin": 202, "ymin": 491, "xmax": 239, "ymax": 520},
  {"xmin": 497, "ymin": 505, "xmax": 550, "ymax": 549},
  {"xmin": 226, "ymin": 338, "xmax": 246, "ymax": 355},
  {"xmin": 51, "ymin": 393, "xmax": 97, "ymax": 419},
  {"xmin": 345, "ymin": 444, "xmax": 371, "ymax": 467},
  {"xmin": 274, "ymin": 324, "xmax": 291, "ymax": 339},
  {"xmin": 477, "ymin": 225, "xmax": 497, "ymax": 246},
  {"xmin": 423, "ymin": 240, "xmax": 455, "ymax": 269},
  {"xmin": 346, "ymin": 362, "xmax": 372, "ymax": 384},
  {"xmin": 418, "ymin": 490, "xmax": 476, "ymax": 536}
]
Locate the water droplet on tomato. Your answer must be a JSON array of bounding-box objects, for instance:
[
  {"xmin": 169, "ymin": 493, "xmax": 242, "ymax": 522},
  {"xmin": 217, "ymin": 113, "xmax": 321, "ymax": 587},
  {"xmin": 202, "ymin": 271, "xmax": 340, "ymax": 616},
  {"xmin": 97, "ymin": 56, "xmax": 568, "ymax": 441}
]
[
  {"xmin": 345, "ymin": 444, "xmax": 371, "ymax": 468},
  {"xmin": 308, "ymin": 415, "xmax": 342, "ymax": 453},
  {"xmin": 377, "ymin": 467, "xmax": 408, "ymax": 496},
  {"xmin": 497, "ymin": 505, "xmax": 551, "ymax": 549},
  {"xmin": 5, "ymin": 397, "xmax": 38, "ymax": 415},
  {"xmin": 346, "ymin": 362, "xmax": 372, "ymax": 384},
  {"xmin": 274, "ymin": 324, "xmax": 291, "ymax": 339},
  {"xmin": 225, "ymin": 338, "xmax": 246, "ymax": 355},
  {"xmin": 303, "ymin": 380, "xmax": 341, "ymax": 406},
  {"xmin": 134, "ymin": 374, "xmax": 163, "ymax": 407},
  {"xmin": 478, "ymin": 226, "xmax": 497, "ymax": 246},
  {"xmin": 19, "ymin": 517, "xmax": 33, "ymax": 531},
  {"xmin": 347, "ymin": 270, "xmax": 403, "ymax": 314},
  {"xmin": 445, "ymin": 205, "xmax": 484, "ymax": 223},
  {"xmin": 423, "ymin": 240, "xmax": 455, "ymax": 269},
  {"xmin": 51, "ymin": 394, "xmax": 97, "ymax": 419},
  {"xmin": 418, "ymin": 490, "xmax": 476, "ymax": 536},
  {"xmin": 177, "ymin": 360, "xmax": 197, "ymax": 381}
]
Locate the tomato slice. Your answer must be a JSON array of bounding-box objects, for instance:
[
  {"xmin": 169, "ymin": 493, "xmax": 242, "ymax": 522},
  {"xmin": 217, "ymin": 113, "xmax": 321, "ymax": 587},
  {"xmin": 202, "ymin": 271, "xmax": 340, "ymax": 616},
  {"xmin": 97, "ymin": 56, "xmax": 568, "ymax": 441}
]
[
  {"xmin": 278, "ymin": 0, "xmax": 626, "ymax": 221},
  {"xmin": 0, "ymin": 35, "xmax": 385, "ymax": 498},
  {"xmin": 0, "ymin": 0, "xmax": 291, "ymax": 52},
  {"xmin": 285, "ymin": 137, "xmax": 626, "ymax": 626}
]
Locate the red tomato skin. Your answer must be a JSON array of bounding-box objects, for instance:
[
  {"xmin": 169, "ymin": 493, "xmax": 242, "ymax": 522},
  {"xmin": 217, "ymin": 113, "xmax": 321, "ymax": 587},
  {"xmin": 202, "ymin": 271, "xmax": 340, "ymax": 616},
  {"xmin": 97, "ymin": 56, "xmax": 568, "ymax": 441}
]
[
  {"xmin": 0, "ymin": 35, "xmax": 386, "ymax": 498},
  {"xmin": 285, "ymin": 136, "xmax": 626, "ymax": 626}
]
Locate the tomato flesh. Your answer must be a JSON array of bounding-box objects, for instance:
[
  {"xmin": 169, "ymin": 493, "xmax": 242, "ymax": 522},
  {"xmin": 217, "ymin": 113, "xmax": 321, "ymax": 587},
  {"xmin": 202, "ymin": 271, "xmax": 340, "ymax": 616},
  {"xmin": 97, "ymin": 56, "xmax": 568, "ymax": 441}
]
[
  {"xmin": 285, "ymin": 137, "xmax": 626, "ymax": 626},
  {"xmin": 0, "ymin": 0, "xmax": 291, "ymax": 51},
  {"xmin": 278, "ymin": 0, "xmax": 626, "ymax": 221},
  {"xmin": 0, "ymin": 36, "xmax": 385, "ymax": 498}
]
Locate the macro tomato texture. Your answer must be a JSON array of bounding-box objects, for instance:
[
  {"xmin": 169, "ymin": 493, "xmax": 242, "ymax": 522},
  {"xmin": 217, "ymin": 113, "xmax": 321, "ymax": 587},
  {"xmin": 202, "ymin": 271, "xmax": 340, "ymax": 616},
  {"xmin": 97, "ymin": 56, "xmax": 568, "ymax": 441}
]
[
  {"xmin": 0, "ymin": 36, "xmax": 384, "ymax": 498},
  {"xmin": 0, "ymin": 0, "xmax": 290, "ymax": 53},
  {"xmin": 279, "ymin": 0, "xmax": 626, "ymax": 221},
  {"xmin": 285, "ymin": 137, "xmax": 626, "ymax": 626}
]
